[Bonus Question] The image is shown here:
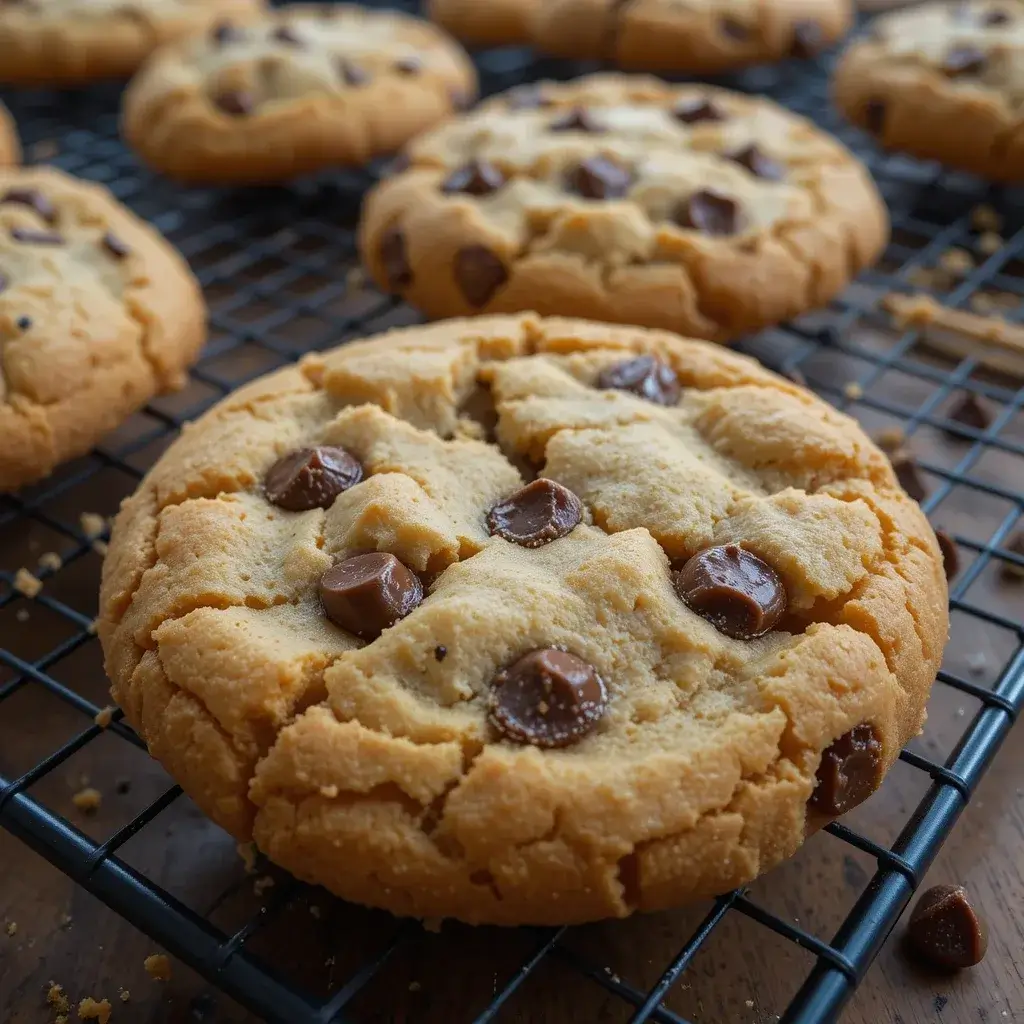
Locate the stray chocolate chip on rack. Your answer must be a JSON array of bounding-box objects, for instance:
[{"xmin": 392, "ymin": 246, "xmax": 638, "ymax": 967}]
[
  {"xmin": 809, "ymin": 723, "xmax": 884, "ymax": 815},
  {"xmin": 999, "ymin": 529, "xmax": 1024, "ymax": 581},
  {"xmin": 935, "ymin": 529, "xmax": 960, "ymax": 580},
  {"xmin": 488, "ymin": 479, "xmax": 583, "ymax": 548},
  {"xmin": 673, "ymin": 544, "xmax": 786, "ymax": 639},
  {"xmin": 489, "ymin": 649, "xmax": 608, "ymax": 748},
  {"xmin": 265, "ymin": 446, "xmax": 363, "ymax": 511},
  {"xmin": 906, "ymin": 884, "xmax": 988, "ymax": 970},
  {"xmin": 945, "ymin": 392, "xmax": 992, "ymax": 435},
  {"xmin": 596, "ymin": 355, "xmax": 681, "ymax": 405},
  {"xmin": 319, "ymin": 553, "xmax": 423, "ymax": 639},
  {"xmin": 889, "ymin": 449, "xmax": 929, "ymax": 503}
]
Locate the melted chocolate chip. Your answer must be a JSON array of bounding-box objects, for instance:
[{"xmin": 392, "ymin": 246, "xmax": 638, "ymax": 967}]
[
  {"xmin": 102, "ymin": 232, "xmax": 130, "ymax": 259},
  {"xmin": 320, "ymin": 553, "xmax": 423, "ymax": 640},
  {"xmin": 15, "ymin": 315, "xmax": 31, "ymax": 331},
  {"xmin": 673, "ymin": 97, "xmax": 726, "ymax": 124},
  {"xmin": 265, "ymin": 446, "xmax": 363, "ymax": 511},
  {"xmin": 394, "ymin": 55, "xmax": 422, "ymax": 75},
  {"xmin": 727, "ymin": 143, "xmax": 785, "ymax": 181},
  {"xmin": 338, "ymin": 59, "xmax": 369, "ymax": 86},
  {"xmin": 11, "ymin": 227, "xmax": 63, "ymax": 245},
  {"xmin": 791, "ymin": 20, "xmax": 824, "ymax": 57},
  {"xmin": 434, "ymin": 644, "xmax": 448, "ymax": 662},
  {"xmin": 214, "ymin": 90, "xmax": 254, "ymax": 116},
  {"xmin": 566, "ymin": 155, "xmax": 633, "ymax": 200},
  {"xmin": 548, "ymin": 108, "xmax": 603, "ymax": 133},
  {"xmin": 946, "ymin": 392, "xmax": 991, "ymax": 433},
  {"xmin": 906, "ymin": 885, "xmax": 988, "ymax": 970},
  {"xmin": 488, "ymin": 479, "xmax": 583, "ymax": 548},
  {"xmin": 721, "ymin": 17, "xmax": 749, "ymax": 39},
  {"xmin": 441, "ymin": 159, "xmax": 506, "ymax": 197},
  {"xmin": 935, "ymin": 528, "xmax": 960, "ymax": 580},
  {"xmin": 271, "ymin": 25, "xmax": 303, "ymax": 46},
  {"xmin": 673, "ymin": 545, "xmax": 787, "ymax": 639},
  {"xmin": 943, "ymin": 44, "xmax": 986, "ymax": 76},
  {"xmin": 675, "ymin": 190, "xmax": 742, "ymax": 236},
  {"xmin": 2, "ymin": 188, "xmax": 56, "ymax": 223},
  {"xmin": 596, "ymin": 355, "xmax": 681, "ymax": 405},
  {"xmin": 809, "ymin": 723, "xmax": 884, "ymax": 815},
  {"xmin": 380, "ymin": 227, "xmax": 412, "ymax": 289},
  {"xmin": 211, "ymin": 21, "xmax": 243, "ymax": 44},
  {"xmin": 865, "ymin": 98, "xmax": 886, "ymax": 135},
  {"xmin": 889, "ymin": 449, "xmax": 928, "ymax": 502},
  {"xmin": 489, "ymin": 649, "xmax": 607, "ymax": 748},
  {"xmin": 454, "ymin": 245, "xmax": 508, "ymax": 307},
  {"xmin": 507, "ymin": 86, "xmax": 552, "ymax": 110}
]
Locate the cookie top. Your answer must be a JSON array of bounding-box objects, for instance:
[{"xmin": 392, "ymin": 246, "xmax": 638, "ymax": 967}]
[
  {"xmin": 834, "ymin": 1, "xmax": 1024, "ymax": 180},
  {"xmin": 0, "ymin": 0, "xmax": 266, "ymax": 85},
  {"xmin": 359, "ymin": 74, "xmax": 888, "ymax": 342},
  {"xmin": 99, "ymin": 314, "xmax": 947, "ymax": 926},
  {"xmin": 0, "ymin": 104, "xmax": 18, "ymax": 168},
  {"xmin": 532, "ymin": 0, "xmax": 852, "ymax": 72},
  {"xmin": 122, "ymin": 4, "xmax": 478, "ymax": 184},
  {"xmin": 0, "ymin": 167, "xmax": 206, "ymax": 490},
  {"xmin": 428, "ymin": 0, "xmax": 540, "ymax": 47}
]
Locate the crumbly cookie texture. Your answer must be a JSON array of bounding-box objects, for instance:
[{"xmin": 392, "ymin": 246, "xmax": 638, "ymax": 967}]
[
  {"xmin": 532, "ymin": 0, "xmax": 852, "ymax": 72},
  {"xmin": 122, "ymin": 4, "xmax": 478, "ymax": 185},
  {"xmin": 834, "ymin": 1, "xmax": 1024, "ymax": 180},
  {"xmin": 0, "ymin": 104, "xmax": 19, "ymax": 168},
  {"xmin": 0, "ymin": 167, "xmax": 206, "ymax": 491},
  {"xmin": 359, "ymin": 75, "xmax": 888, "ymax": 343},
  {"xmin": 99, "ymin": 314, "xmax": 947, "ymax": 926},
  {"xmin": 0, "ymin": 0, "xmax": 266, "ymax": 86},
  {"xmin": 428, "ymin": 0, "xmax": 540, "ymax": 47}
]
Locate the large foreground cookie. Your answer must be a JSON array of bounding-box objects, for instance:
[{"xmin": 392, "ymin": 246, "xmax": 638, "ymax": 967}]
[
  {"xmin": 359, "ymin": 75, "xmax": 888, "ymax": 342},
  {"xmin": 122, "ymin": 4, "xmax": 478, "ymax": 184},
  {"xmin": 0, "ymin": 168, "xmax": 205, "ymax": 490},
  {"xmin": 99, "ymin": 314, "xmax": 947, "ymax": 926},
  {"xmin": 428, "ymin": 0, "xmax": 539, "ymax": 47},
  {"xmin": 0, "ymin": 104, "xmax": 19, "ymax": 167},
  {"xmin": 834, "ymin": 1, "xmax": 1024, "ymax": 181},
  {"xmin": 533, "ymin": 0, "xmax": 852, "ymax": 72},
  {"xmin": 0, "ymin": 0, "xmax": 266, "ymax": 86}
]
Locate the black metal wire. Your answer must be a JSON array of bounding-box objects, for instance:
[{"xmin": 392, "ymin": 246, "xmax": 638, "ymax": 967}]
[{"xmin": 2, "ymin": 4, "xmax": 1023, "ymax": 1023}]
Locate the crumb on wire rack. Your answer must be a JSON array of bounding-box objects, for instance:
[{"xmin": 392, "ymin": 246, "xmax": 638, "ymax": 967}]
[
  {"xmin": 77, "ymin": 996, "xmax": 112, "ymax": 1024},
  {"xmin": 14, "ymin": 568, "xmax": 42, "ymax": 598},
  {"xmin": 71, "ymin": 788, "xmax": 102, "ymax": 814},
  {"xmin": 144, "ymin": 954, "xmax": 172, "ymax": 982}
]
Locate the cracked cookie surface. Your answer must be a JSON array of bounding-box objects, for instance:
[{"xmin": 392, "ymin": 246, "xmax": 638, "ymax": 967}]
[
  {"xmin": 0, "ymin": 104, "xmax": 18, "ymax": 168},
  {"xmin": 99, "ymin": 313, "xmax": 947, "ymax": 926},
  {"xmin": 0, "ymin": 167, "xmax": 206, "ymax": 490},
  {"xmin": 0, "ymin": 0, "xmax": 266, "ymax": 85},
  {"xmin": 122, "ymin": 3, "xmax": 478, "ymax": 184},
  {"xmin": 359, "ymin": 74, "xmax": 888, "ymax": 343},
  {"xmin": 834, "ymin": 1, "xmax": 1024, "ymax": 180}
]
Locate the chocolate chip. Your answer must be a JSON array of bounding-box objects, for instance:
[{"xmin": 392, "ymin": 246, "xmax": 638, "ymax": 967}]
[
  {"xmin": 889, "ymin": 449, "xmax": 928, "ymax": 502},
  {"xmin": 454, "ymin": 245, "xmax": 508, "ymax": 307},
  {"xmin": 115, "ymin": 778, "xmax": 132, "ymax": 795},
  {"xmin": 943, "ymin": 44, "xmax": 987, "ymax": 76},
  {"xmin": 380, "ymin": 227, "xmax": 411, "ymax": 289},
  {"xmin": 319, "ymin": 553, "xmax": 423, "ymax": 640},
  {"xmin": 906, "ymin": 885, "xmax": 988, "ymax": 970},
  {"xmin": 865, "ymin": 98, "xmax": 886, "ymax": 135},
  {"xmin": 211, "ymin": 21, "xmax": 243, "ymax": 44},
  {"xmin": 809, "ymin": 723, "xmax": 884, "ymax": 815},
  {"xmin": 596, "ymin": 355, "xmax": 681, "ymax": 405},
  {"xmin": 434, "ymin": 644, "xmax": 448, "ymax": 662},
  {"xmin": 2, "ymin": 188, "xmax": 56, "ymax": 223},
  {"xmin": 548, "ymin": 108, "xmax": 603, "ymax": 133},
  {"xmin": 675, "ymin": 190, "xmax": 742, "ymax": 236},
  {"xmin": 272, "ymin": 25, "xmax": 303, "ymax": 45},
  {"xmin": 999, "ymin": 530, "xmax": 1024, "ymax": 581},
  {"xmin": 673, "ymin": 97, "xmax": 726, "ymax": 124},
  {"xmin": 441, "ymin": 159, "xmax": 506, "ymax": 197},
  {"xmin": 214, "ymin": 90, "xmax": 254, "ymax": 116},
  {"xmin": 102, "ymin": 232, "xmax": 130, "ymax": 259},
  {"xmin": 935, "ymin": 528, "xmax": 960, "ymax": 580},
  {"xmin": 394, "ymin": 55, "xmax": 422, "ymax": 75},
  {"xmin": 338, "ymin": 59, "xmax": 369, "ymax": 86},
  {"xmin": 15, "ymin": 315, "xmax": 31, "ymax": 331},
  {"xmin": 721, "ymin": 17, "xmax": 749, "ymax": 39},
  {"xmin": 946, "ymin": 392, "xmax": 991, "ymax": 434},
  {"xmin": 727, "ymin": 143, "xmax": 785, "ymax": 181},
  {"xmin": 982, "ymin": 7, "xmax": 1011, "ymax": 24},
  {"xmin": 791, "ymin": 20, "xmax": 824, "ymax": 57},
  {"xmin": 488, "ymin": 479, "xmax": 583, "ymax": 548},
  {"xmin": 673, "ymin": 544, "xmax": 786, "ymax": 639},
  {"xmin": 565, "ymin": 155, "xmax": 634, "ymax": 200},
  {"xmin": 507, "ymin": 86, "xmax": 552, "ymax": 110},
  {"xmin": 264, "ymin": 446, "xmax": 363, "ymax": 511},
  {"xmin": 11, "ymin": 227, "xmax": 63, "ymax": 245},
  {"xmin": 489, "ymin": 649, "xmax": 607, "ymax": 748}
]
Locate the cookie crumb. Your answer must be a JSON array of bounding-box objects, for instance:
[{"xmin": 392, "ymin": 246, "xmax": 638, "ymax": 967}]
[
  {"xmin": 59, "ymin": 913, "xmax": 73, "ymax": 929},
  {"xmin": 56, "ymin": 1017, "xmax": 68, "ymax": 1024},
  {"xmin": 253, "ymin": 875, "xmax": 275, "ymax": 898},
  {"xmin": 873, "ymin": 426, "xmax": 906, "ymax": 453},
  {"xmin": 408, "ymin": 981, "xmax": 422, "ymax": 992},
  {"xmin": 309, "ymin": 905, "xmax": 321, "ymax": 919},
  {"xmin": 319, "ymin": 784, "xmax": 339, "ymax": 798},
  {"xmin": 48, "ymin": 984, "xmax": 70, "ymax": 1013},
  {"xmin": 237, "ymin": 842, "xmax": 258, "ymax": 873},
  {"xmin": 80, "ymin": 512, "xmax": 107, "ymax": 540},
  {"xmin": 144, "ymin": 953, "xmax": 171, "ymax": 981},
  {"xmin": 118, "ymin": 990, "xmax": 130, "ymax": 1003},
  {"xmin": 77, "ymin": 997, "xmax": 112, "ymax": 1024},
  {"xmin": 978, "ymin": 231, "xmax": 1003, "ymax": 256},
  {"xmin": 969, "ymin": 292, "xmax": 997, "ymax": 315},
  {"xmin": 745, "ymin": 999, "xmax": 755, "ymax": 1009},
  {"xmin": 966, "ymin": 652, "xmax": 988, "ymax": 676},
  {"xmin": 5, "ymin": 921, "xmax": 16, "ymax": 936},
  {"xmin": 94, "ymin": 706, "xmax": 115, "ymax": 729},
  {"xmin": 939, "ymin": 247, "xmax": 973, "ymax": 277},
  {"xmin": 345, "ymin": 266, "xmax": 366, "ymax": 292},
  {"xmin": 14, "ymin": 568, "xmax": 43, "ymax": 598},
  {"xmin": 72, "ymin": 787, "xmax": 102, "ymax": 814},
  {"xmin": 15, "ymin": 608, "xmax": 29, "ymax": 622},
  {"xmin": 38, "ymin": 551, "xmax": 63, "ymax": 572},
  {"xmin": 971, "ymin": 204, "xmax": 1002, "ymax": 233},
  {"xmin": 843, "ymin": 381, "xmax": 863, "ymax": 400},
  {"xmin": 87, "ymin": 618, "xmax": 99, "ymax": 636}
]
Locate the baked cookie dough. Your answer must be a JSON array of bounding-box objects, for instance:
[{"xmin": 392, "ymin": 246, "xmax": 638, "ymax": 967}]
[
  {"xmin": 122, "ymin": 4, "xmax": 478, "ymax": 184},
  {"xmin": 0, "ymin": 104, "xmax": 19, "ymax": 168},
  {"xmin": 834, "ymin": 1, "xmax": 1024, "ymax": 181},
  {"xmin": 99, "ymin": 313, "xmax": 947, "ymax": 925},
  {"xmin": 0, "ymin": 167, "xmax": 205, "ymax": 491},
  {"xmin": 359, "ymin": 75, "xmax": 888, "ymax": 343},
  {"xmin": 428, "ymin": 0, "xmax": 539, "ymax": 47},
  {"xmin": 0, "ymin": 0, "xmax": 266, "ymax": 86}
]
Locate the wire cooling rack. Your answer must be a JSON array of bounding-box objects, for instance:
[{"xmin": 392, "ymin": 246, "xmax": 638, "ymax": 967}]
[{"xmin": 2, "ymin": 4, "xmax": 1024, "ymax": 1022}]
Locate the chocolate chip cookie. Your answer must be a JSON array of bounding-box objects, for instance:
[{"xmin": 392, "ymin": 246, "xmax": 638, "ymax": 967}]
[
  {"xmin": 359, "ymin": 75, "xmax": 888, "ymax": 342},
  {"xmin": 834, "ymin": 1, "xmax": 1024, "ymax": 180},
  {"xmin": 99, "ymin": 313, "xmax": 947, "ymax": 925},
  {"xmin": 0, "ymin": 104, "xmax": 19, "ymax": 168},
  {"xmin": 428, "ymin": 0, "xmax": 539, "ymax": 47},
  {"xmin": 0, "ymin": 167, "xmax": 206, "ymax": 490},
  {"xmin": 121, "ymin": 4, "xmax": 478, "ymax": 184},
  {"xmin": 0, "ymin": 0, "xmax": 266, "ymax": 86}
]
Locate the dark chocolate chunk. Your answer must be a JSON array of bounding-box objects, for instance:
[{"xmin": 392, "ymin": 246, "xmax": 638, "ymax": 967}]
[
  {"xmin": 548, "ymin": 108, "xmax": 603, "ymax": 133},
  {"xmin": 441, "ymin": 159, "xmax": 506, "ymax": 197},
  {"xmin": 565, "ymin": 155, "xmax": 634, "ymax": 200},
  {"xmin": 727, "ymin": 143, "xmax": 785, "ymax": 181},
  {"xmin": 394, "ymin": 55, "xmax": 422, "ymax": 75},
  {"xmin": 2, "ymin": 187, "xmax": 56, "ymax": 223},
  {"xmin": 320, "ymin": 552, "xmax": 423, "ymax": 640},
  {"xmin": 673, "ymin": 97, "xmax": 727, "ymax": 125},
  {"xmin": 434, "ymin": 644, "xmax": 448, "ymax": 662},
  {"xmin": 338, "ymin": 59, "xmax": 369, "ymax": 86},
  {"xmin": 271, "ymin": 24, "xmax": 303, "ymax": 45},
  {"xmin": 982, "ymin": 7, "xmax": 1011, "ymax": 24},
  {"xmin": 507, "ymin": 86, "xmax": 552, "ymax": 110},
  {"xmin": 15, "ymin": 315, "xmax": 31, "ymax": 331},
  {"xmin": 380, "ymin": 227, "xmax": 412, "ymax": 289},
  {"xmin": 946, "ymin": 392, "xmax": 991, "ymax": 434},
  {"xmin": 214, "ymin": 90, "xmax": 254, "ymax": 116},
  {"xmin": 721, "ymin": 16, "xmax": 749, "ymax": 39},
  {"xmin": 10, "ymin": 227, "xmax": 63, "ymax": 245},
  {"xmin": 488, "ymin": 478, "xmax": 583, "ymax": 548},
  {"xmin": 211, "ymin": 21, "xmax": 243, "ymax": 44},
  {"xmin": 102, "ymin": 232, "xmax": 131, "ymax": 259},
  {"xmin": 673, "ymin": 544, "xmax": 787, "ymax": 639},
  {"xmin": 675, "ymin": 189, "xmax": 743, "ymax": 236},
  {"xmin": 999, "ymin": 529, "xmax": 1024, "ymax": 581},
  {"xmin": 791, "ymin": 20, "xmax": 824, "ymax": 57},
  {"xmin": 935, "ymin": 529, "xmax": 960, "ymax": 580},
  {"xmin": 943, "ymin": 44, "xmax": 987, "ymax": 76},
  {"xmin": 890, "ymin": 449, "xmax": 928, "ymax": 502},
  {"xmin": 906, "ymin": 885, "xmax": 988, "ymax": 970},
  {"xmin": 264, "ymin": 446, "xmax": 363, "ymax": 511},
  {"xmin": 864, "ymin": 98, "xmax": 886, "ymax": 135},
  {"xmin": 596, "ymin": 354, "xmax": 681, "ymax": 405},
  {"xmin": 453, "ymin": 245, "xmax": 508, "ymax": 307},
  {"xmin": 809, "ymin": 723, "xmax": 884, "ymax": 815},
  {"xmin": 489, "ymin": 649, "xmax": 607, "ymax": 748}
]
